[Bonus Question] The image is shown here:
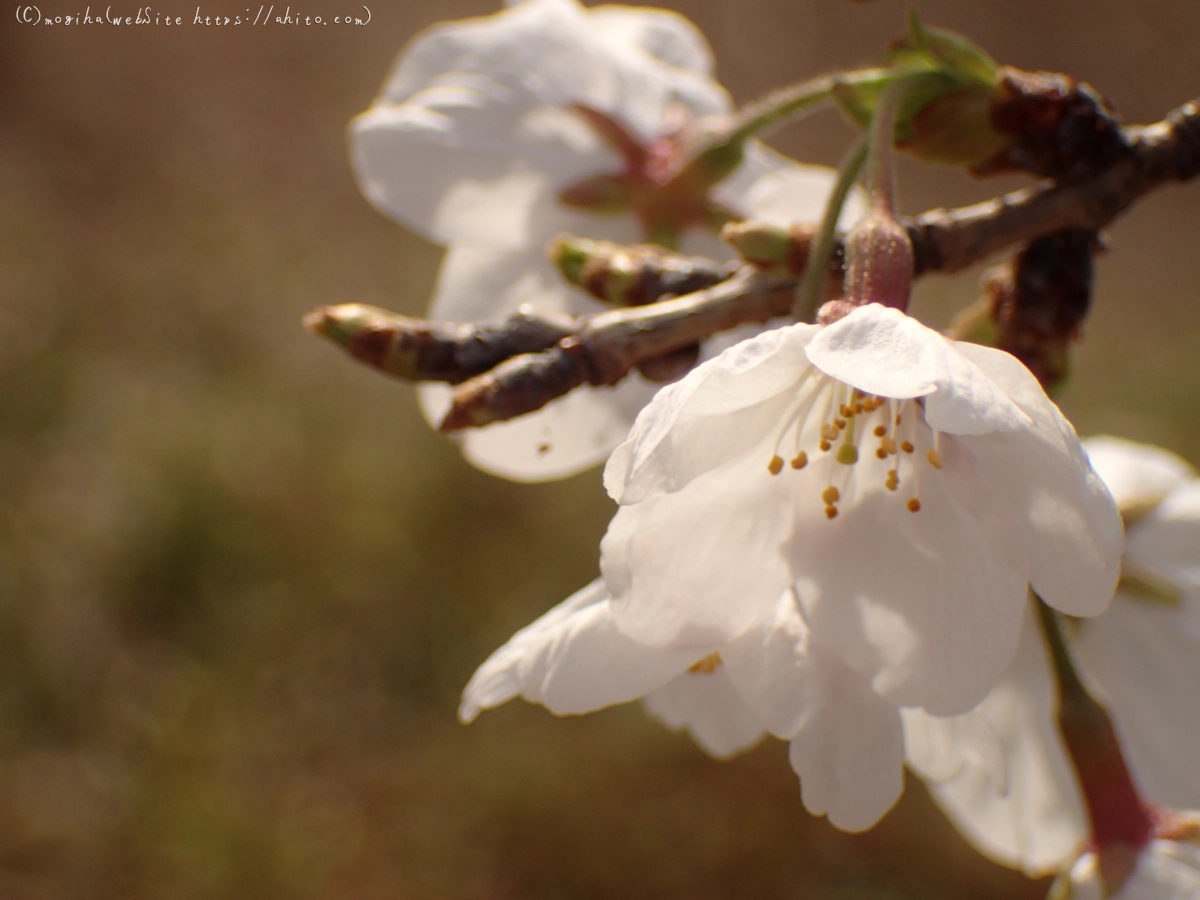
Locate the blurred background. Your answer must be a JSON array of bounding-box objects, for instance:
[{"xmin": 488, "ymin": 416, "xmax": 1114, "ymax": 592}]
[{"xmin": 1, "ymin": 0, "xmax": 1198, "ymax": 897}]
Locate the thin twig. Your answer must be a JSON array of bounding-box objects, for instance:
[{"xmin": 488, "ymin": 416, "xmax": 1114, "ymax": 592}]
[{"xmin": 310, "ymin": 98, "xmax": 1200, "ymax": 429}]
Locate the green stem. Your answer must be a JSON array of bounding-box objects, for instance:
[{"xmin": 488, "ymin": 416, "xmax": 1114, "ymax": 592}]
[
  {"xmin": 793, "ymin": 137, "xmax": 867, "ymax": 321},
  {"xmin": 724, "ymin": 75, "xmax": 835, "ymax": 145},
  {"xmin": 866, "ymin": 78, "xmax": 907, "ymax": 216}
]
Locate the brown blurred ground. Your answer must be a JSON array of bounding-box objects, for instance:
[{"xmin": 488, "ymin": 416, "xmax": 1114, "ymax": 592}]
[{"xmin": 0, "ymin": 0, "xmax": 1198, "ymax": 897}]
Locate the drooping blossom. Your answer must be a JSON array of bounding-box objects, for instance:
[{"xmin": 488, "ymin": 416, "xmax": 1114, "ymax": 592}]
[
  {"xmin": 600, "ymin": 302, "xmax": 1124, "ymax": 718},
  {"xmin": 1058, "ymin": 820, "xmax": 1200, "ymax": 900},
  {"xmin": 351, "ymin": 0, "xmax": 859, "ymax": 480},
  {"xmin": 461, "ymin": 580, "xmax": 905, "ymax": 831},
  {"xmin": 907, "ymin": 437, "xmax": 1200, "ymax": 875}
]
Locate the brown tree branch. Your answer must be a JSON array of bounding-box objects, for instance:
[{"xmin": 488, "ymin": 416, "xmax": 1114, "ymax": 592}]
[{"xmin": 307, "ymin": 97, "xmax": 1200, "ymax": 430}]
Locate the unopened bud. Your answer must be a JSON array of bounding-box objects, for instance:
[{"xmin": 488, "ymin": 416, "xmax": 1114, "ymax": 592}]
[
  {"xmin": 550, "ymin": 236, "xmax": 730, "ymax": 307},
  {"xmin": 833, "ymin": 18, "xmax": 1012, "ymax": 170},
  {"xmin": 721, "ymin": 221, "xmax": 816, "ymax": 275}
]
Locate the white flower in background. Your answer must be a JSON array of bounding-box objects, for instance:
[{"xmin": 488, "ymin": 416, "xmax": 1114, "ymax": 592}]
[
  {"xmin": 907, "ymin": 437, "xmax": 1200, "ymax": 876},
  {"xmin": 461, "ymin": 580, "xmax": 905, "ymax": 831},
  {"xmin": 600, "ymin": 302, "xmax": 1123, "ymax": 718},
  {"xmin": 351, "ymin": 0, "xmax": 859, "ymax": 481},
  {"xmin": 1059, "ymin": 824, "xmax": 1200, "ymax": 900}
]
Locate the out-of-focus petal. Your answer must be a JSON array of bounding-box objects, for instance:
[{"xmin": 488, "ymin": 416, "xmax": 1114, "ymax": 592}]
[
  {"xmin": 1083, "ymin": 435, "xmax": 1196, "ymax": 514},
  {"xmin": 642, "ymin": 669, "xmax": 767, "ymax": 759},
  {"xmin": 1076, "ymin": 591, "xmax": 1200, "ymax": 809}
]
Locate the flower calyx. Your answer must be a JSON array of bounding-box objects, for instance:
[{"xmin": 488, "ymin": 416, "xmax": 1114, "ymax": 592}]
[
  {"xmin": 832, "ymin": 16, "xmax": 1010, "ymax": 170},
  {"xmin": 558, "ymin": 103, "xmax": 747, "ymax": 248}
]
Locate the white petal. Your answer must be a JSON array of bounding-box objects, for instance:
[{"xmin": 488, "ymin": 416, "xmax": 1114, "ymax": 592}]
[
  {"xmin": 604, "ymin": 323, "xmax": 821, "ymax": 503},
  {"xmin": 1067, "ymin": 840, "xmax": 1200, "ymax": 900},
  {"xmin": 642, "ymin": 669, "xmax": 767, "ymax": 759},
  {"xmin": 950, "ymin": 343, "xmax": 1124, "ymax": 617},
  {"xmin": 790, "ymin": 449, "xmax": 1029, "ymax": 715},
  {"xmin": 1124, "ymin": 481, "xmax": 1200, "ymax": 593},
  {"xmin": 722, "ymin": 593, "xmax": 904, "ymax": 832},
  {"xmin": 602, "ymin": 452, "xmax": 795, "ymax": 648},
  {"xmin": 423, "ymin": 376, "xmax": 660, "ymax": 482},
  {"xmin": 587, "ymin": 6, "xmax": 714, "ymax": 74},
  {"xmin": 909, "ymin": 607, "xmax": 1088, "ymax": 876},
  {"xmin": 352, "ymin": 0, "xmax": 728, "ymax": 242},
  {"xmin": 1076, "ymin": 591, "xmax": 1200, "ymax": 809},
  {"xmin": 805, "ymin": 305, "xmax": 1031, "ymax": 435},
  {"xmin": 459, "ymin": 578, "xmax": 703, "ymax": 721},
  {"xmin": 1083, "ymin": 435, "xmax": 1196, "ymax": 513}
]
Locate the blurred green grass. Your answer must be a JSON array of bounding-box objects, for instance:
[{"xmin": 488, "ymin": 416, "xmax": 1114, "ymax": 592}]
[{"xmin": 1, "ymin": 0, "xmax": 1198, "ymax": 896}]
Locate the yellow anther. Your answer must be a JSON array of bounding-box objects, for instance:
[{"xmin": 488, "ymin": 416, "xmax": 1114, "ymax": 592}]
[
  {"xmin": 885, "ymin": 469, "xmax": 899, "ymax": 491},
  {"xmin": 768, "ymin": 455, "xmax": 784, "ymax": 475},
  {"xmin": 821, "ymin": 423, "xmax": 839, "ymax": 442},
  {"xmin": 927, "ymin": 449, "xmax": 944, "ymax": 469},
  {"xmin": 835, "ymin": 417, "xmax": 847, "ymax": 430},
  {"xmin": 822, "ymin": 486, "xmax": 840, "ymax": 505},
  {"xmin": 881, "ymin": 436, "xmax": 897, "ymax": 455},
  {"xmin": 819, "ymin": 439, "xmax": 832, "ymax": 452},
  {"xmin": 854, "ymin": 403, "xmax": 864, "ymax": 415},
  {"xmin": 824, "ymin": 505, "xmax": 838, "ymax": 520},
  {"xmin": 907, "ymin": 498, "xmax": 921, "ymax": 513},
  {"xmin": 900, "ymin": 441, "xmax": 914, "ymax": 454},
  {"xmin": 790, "ymin": 452, "xmax": 808, "ymax": 470},
  {"xmin": 688, "ymin": 652, "xmax": 722, "ymax": 674},
  {"xmin": 895, "ymin": 414, "xmax": 903, "ymax": 425},
  {"xmin": 873, "ymin": 425, "xmax": 887, "ymax": 438},
  {"xmin": 837, "ymin": 444, "xmax": 859, "ymax": 465},
  {"xmin": 875, "ymin": 447, "xmax": 888, "ymax": 460}
]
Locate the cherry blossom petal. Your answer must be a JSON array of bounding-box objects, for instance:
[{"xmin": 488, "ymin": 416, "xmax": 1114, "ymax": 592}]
[
  {"xmin": 805, "ymin": 304, "xmax": 1030, "ymax": 435},
  {"xmin": 948, "ymin": 343, "xmax": 1123, "ymax": 617},
  {"xmin": 906, "ymin": 608, "xmax": 1087, "ymax": 875},
  {"xmin": 642, "ymin": 670, "xmax": 767, "ymax": 759},
  {"xmin": 723, "ymin": 594, "xmax": 904, "ymax": 831},
  {"xmin": 352, "ymin": 0, "xmax": 730, "ymax": 243},
  {"xmin": 1075, "ymin": 591, "xmax": 1200, "ymax": 809},
  {"xmin": 423, "ymin": 378, "xmax": 660, "ymax": 482},
  {"xmin": 604, "ymin": 323, "xmax": 821, "ymax": 503},
  {"xmin": 586, "ymin": 5, "xmax": 714, "ymax": 74},
  {"xmin": 1123, "ymin": 482, "xmax": 1200, "ymax": 595},
  {"xmin": 789, "ymin": 461, "xmax": 1029, "ymax": 715},
  {"xmin": 1066, "ymin": 838, "xmax": 1200, "ymax": 900},
  {"xmin": 1083, "ymin": 435, "xmax": 1196, "ymax": 514},
  {"xmin": 459, "ymin": 578, "xmax": 704, "ymax": 721},
  {"xmin": 602, "ymin": 452, "xmax": 796, "ymax": 648}
]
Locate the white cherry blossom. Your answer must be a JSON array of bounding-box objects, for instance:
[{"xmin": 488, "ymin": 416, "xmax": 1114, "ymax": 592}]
[
  {"xmin": 1060, "ymin": 827, "xmax": 1200, "ymax": 900},
  {"xmin": 461, "ymin": 580, "xmax": 906, "ymax": 832},
  {"xmin": 907, "ymin": 437, "xmax": 1200, "ymax": 876},
  {"xmin": 351, "ymin": 0, "xmax": 858, "ymax": 480},
  {"xmin": 600, "ymin": 302, "xmax": 1124, "ymax": 717}
]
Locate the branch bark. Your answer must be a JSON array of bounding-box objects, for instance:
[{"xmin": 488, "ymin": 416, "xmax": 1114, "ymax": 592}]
[{"xmin": 307, "ymin": 98, "xmax": 1200, "ymax": 430}]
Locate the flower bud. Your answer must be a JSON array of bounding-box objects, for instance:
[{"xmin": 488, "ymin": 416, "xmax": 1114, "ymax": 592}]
[
  {"xmin": 833, "ymin": 18, "xmax": 1010, "ymax": 169},
  {"xmin": 720, "ymin": 220, "xmax": 817, "ymax": 275}
]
